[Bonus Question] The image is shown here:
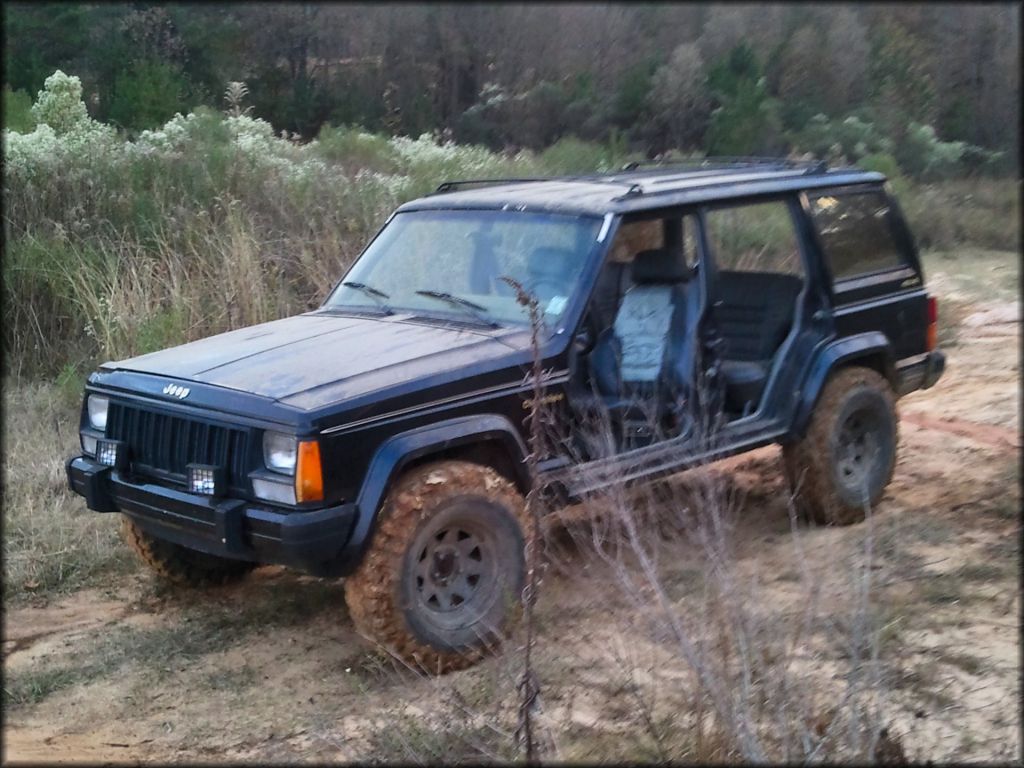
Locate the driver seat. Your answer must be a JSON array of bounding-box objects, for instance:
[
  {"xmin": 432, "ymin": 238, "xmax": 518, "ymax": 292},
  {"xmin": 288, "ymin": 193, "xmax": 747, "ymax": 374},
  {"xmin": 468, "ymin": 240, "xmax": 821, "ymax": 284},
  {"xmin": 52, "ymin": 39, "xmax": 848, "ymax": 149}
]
[{"xmin": 587, "ymin": 247, "xmax": 689, "ymax": 445}]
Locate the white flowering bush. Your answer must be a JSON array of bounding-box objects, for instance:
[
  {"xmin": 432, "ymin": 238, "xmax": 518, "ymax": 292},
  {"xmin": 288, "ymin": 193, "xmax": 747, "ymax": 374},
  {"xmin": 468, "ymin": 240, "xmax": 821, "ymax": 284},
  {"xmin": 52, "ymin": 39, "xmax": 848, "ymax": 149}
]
[
  {"xmin": 6, "ymin": 71, "xmax": 117, "ymax": 179},
  {"xmin": 30, "ymin": 70, "xmax": 90, "ymax": 135},
  {"xmin": 3, "ymin": 70, "xmax": 576, "ymax": 375}
]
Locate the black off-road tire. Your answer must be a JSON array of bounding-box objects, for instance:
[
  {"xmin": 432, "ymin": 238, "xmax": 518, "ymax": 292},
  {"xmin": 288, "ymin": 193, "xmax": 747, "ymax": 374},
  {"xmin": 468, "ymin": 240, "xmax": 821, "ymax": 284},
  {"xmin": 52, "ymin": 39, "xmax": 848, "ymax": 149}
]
[
  {"xmin": 344, "ymin": 460, "xmax": 530, "ymax": 674},
  {"xmin": 782, "ymin": 366, "xmax": 898, "ymax": 526},
  {"xmin": 121, "ymin": 517, "xmax": 256, "ymax": 586}
]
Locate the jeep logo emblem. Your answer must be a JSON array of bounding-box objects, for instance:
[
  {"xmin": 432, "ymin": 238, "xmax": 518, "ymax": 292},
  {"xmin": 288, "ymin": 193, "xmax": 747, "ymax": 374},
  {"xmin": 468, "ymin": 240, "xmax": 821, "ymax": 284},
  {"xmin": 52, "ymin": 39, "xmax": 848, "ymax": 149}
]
[{"xmin": 162, "ymin": 383, "xmax": 190, "ymax": 399}]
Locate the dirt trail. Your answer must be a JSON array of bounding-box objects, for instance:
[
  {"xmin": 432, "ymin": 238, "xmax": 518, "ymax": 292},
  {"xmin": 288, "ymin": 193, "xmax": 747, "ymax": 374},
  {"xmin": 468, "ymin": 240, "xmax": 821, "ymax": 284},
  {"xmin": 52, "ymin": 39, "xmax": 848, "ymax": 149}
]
[
  {"xmin": 900, "ymin": 412, "xmax": 1019, "ymax": 451},
  {"xmin": 4, "ymin": 273, "xmax": 1020, "ymax": 764}
]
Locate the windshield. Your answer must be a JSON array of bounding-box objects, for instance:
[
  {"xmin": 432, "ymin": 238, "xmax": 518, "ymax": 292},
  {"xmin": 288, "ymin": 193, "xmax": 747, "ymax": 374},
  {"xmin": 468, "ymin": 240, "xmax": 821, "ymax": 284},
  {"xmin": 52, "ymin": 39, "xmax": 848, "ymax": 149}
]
[{"xmin": 323, "ymin": 209, "xmax": 604, "ymax": 326}]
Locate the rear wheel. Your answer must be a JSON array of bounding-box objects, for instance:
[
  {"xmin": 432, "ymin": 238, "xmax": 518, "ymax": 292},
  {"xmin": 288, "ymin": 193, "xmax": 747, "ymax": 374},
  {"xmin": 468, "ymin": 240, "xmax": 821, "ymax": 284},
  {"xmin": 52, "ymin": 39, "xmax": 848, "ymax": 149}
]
[
  {"xmin": 783, "ymin": 367, "xmax": 898, "ymax": 525},
  {"xmin": 344, "ymin": 460, "xmax": 528, "ymax": 674},
  {"xmin": 121, "ymin": 517, "xmax": 255, "ymax": 586}
]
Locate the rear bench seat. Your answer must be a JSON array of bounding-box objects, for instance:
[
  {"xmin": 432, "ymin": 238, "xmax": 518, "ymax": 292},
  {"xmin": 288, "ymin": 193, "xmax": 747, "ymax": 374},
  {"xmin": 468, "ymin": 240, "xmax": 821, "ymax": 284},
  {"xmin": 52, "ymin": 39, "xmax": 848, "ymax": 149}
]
[{"xmin": 714, "ymin": 270, "xmax": 803, "ymax": 413}]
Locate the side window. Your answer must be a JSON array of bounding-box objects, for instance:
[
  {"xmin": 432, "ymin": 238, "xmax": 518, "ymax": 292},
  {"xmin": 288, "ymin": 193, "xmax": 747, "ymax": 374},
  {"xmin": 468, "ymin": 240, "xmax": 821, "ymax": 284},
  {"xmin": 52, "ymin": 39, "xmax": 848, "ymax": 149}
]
[
  {"xmin": 609, "ymin": 219, "xmax": 663, "ymax": 263},
  {"xmin": 808, "ymin": 191, "xmax": 907, "ymax": 281},
  {"xmin": 704, "ymin": 200, "xmax": 803, "ymax": 276},
  {"xmin": 608, "ymin": 214, "xmax": 700, "ymax": 269}
]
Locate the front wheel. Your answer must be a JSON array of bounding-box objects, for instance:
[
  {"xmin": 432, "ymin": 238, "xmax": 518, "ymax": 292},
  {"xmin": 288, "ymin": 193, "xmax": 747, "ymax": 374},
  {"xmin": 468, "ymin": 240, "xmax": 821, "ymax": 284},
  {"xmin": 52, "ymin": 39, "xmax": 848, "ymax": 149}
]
[
  {"xmin": 783, "ymin": 367, "xmax": 898, "ymax": 525},
  {"xmin": 121, "ymin": 517, "xmax": 256, "ymax": 586},
  {"xmin": 344, "ymin": 461, "xmax": 529, "ymax": 674}
]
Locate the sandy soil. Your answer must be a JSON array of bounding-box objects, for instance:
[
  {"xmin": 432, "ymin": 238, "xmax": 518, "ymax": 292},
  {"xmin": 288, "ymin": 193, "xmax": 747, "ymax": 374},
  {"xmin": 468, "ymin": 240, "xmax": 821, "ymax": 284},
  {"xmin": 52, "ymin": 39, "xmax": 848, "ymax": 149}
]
[{"xmin": 4, "ymin": 257, "xmax": 1019, "ymax": 764}]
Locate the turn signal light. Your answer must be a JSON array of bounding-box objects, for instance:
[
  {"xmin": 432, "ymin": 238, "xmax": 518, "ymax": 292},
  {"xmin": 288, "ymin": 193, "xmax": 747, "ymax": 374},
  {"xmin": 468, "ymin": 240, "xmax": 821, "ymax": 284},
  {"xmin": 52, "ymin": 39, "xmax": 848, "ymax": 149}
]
[
  {"xmin": 926, "ymin": 296, "xmax": 938, "ymax": 351},
  {"xmin": 295, "ymin": 439, "xmax": 324, "ymax": 503}
]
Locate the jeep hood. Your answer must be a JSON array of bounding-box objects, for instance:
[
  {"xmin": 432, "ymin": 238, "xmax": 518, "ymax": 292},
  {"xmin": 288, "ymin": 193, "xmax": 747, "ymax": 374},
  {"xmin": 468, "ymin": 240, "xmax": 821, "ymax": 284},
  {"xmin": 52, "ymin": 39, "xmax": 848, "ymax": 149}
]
[{"xmin": 106, "ymin": 312, "xmax": 530, "ymax": 410}]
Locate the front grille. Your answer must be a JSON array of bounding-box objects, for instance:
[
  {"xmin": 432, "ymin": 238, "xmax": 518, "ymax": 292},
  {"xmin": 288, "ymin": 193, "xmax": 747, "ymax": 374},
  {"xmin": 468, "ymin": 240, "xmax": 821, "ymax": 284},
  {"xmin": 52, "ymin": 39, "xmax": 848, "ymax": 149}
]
[{"xmin": 106, "ymin": 401, "xmax": 252, "ymax": 490}]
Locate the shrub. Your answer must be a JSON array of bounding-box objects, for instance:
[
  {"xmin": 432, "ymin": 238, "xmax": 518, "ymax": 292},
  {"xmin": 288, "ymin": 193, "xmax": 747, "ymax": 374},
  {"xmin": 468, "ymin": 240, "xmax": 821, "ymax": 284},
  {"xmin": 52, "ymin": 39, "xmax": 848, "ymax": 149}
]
[
  {"xmin": 858, "ymin": 152, "xmax": 902, "ymax": 178},
  {"xmin": 1, "ymin": 71, "xmax": 553, "ymax": 376},
  {"xmin": 539, "ymin": 136, "xmax": 626, "ymax": 175},
  {"xmin": 106, "ymin": 59, "xmax": 189, "ymax": 132},
  {"xmin": 30, "ymin": 70, "xmax": 91, "ymax": 134},
  {"xmin": 896, "ymin": 123, "xmax": 966, "ymax": 180},
  {"xmin": 899, "ymin": 178, "xmax": 1020, "ymax": 252},
  {"xmin": 315, "ymin": 124, "xmax": 400, "ymax": 171},
  {"xmin": 3, "ymin": 86, "xmax": 35, "ymax": 132}
]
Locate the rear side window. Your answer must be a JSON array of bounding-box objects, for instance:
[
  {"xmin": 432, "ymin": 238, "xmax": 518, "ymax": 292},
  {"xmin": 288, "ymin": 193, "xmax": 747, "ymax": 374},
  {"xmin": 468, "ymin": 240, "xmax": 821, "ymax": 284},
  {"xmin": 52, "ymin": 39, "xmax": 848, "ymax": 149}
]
[
  {"xmin": 704, "ymin": 200, "xmax": 803, "ymax": 276},
  {"xmin": 808, "ymin": 192, "xmax": 907, "ymax": 281}
]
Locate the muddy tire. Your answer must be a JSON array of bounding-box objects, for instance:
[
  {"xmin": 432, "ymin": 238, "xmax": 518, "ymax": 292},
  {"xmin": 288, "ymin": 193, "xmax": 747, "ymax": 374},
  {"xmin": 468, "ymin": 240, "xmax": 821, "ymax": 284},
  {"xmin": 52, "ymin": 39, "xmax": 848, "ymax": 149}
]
[
  {"xmin": 121, "ymin": 517, "xmax": 255, "ymax": 587},
  {"xmin": 344, "ymin": 460, "xmax": 529, "ymax": 674},
  {"xmin": 782, "ymin": 366, "xmax": 898, "ymax": 525}
]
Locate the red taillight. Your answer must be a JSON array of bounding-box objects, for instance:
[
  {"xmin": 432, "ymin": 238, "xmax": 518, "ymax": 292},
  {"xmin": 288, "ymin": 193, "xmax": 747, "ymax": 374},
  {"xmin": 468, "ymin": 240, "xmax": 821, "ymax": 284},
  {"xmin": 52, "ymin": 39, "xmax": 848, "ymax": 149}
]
[{"xmin": 926, "ymin": 296, "xmax": 938, "ymax": 351}]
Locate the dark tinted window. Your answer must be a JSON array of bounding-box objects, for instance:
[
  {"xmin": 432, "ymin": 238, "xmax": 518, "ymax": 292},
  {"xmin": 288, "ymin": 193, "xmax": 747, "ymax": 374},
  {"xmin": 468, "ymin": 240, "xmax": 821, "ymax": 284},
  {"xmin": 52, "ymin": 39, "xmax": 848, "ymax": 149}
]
[{"xmin": 809, "ymin": 192, "xmax": 907, "ymax": 281}]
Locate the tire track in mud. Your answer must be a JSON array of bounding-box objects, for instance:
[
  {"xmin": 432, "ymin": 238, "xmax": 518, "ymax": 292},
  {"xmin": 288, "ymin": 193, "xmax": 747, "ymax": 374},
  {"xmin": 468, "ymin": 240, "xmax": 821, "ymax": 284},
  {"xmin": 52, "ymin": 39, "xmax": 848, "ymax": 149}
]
[
  {"xmin": 3, "ymin": 596, "xmax": 135, "ymax": 659},
  {"xmin": 900, "ymin": 412, "xmax": 1019, "ymax": 452}
]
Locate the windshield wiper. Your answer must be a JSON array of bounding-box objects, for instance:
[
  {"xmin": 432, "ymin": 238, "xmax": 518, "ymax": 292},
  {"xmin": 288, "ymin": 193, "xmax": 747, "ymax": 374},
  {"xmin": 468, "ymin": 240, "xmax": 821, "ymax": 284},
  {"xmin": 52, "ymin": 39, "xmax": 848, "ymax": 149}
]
[
  {"xmin": 341, "ymin": 281, "xmax": 393, "ymax": 314},
  {"xmin": 415, "ymin": 290, "xmax": 499, "ymax": 328}
]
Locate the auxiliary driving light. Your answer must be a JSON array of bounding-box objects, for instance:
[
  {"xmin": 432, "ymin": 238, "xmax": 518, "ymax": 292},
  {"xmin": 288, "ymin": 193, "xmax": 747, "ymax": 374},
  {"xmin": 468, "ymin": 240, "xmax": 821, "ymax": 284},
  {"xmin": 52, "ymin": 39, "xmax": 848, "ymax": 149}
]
[
  {"xmin": 96, "ymin": 439, "xmax": 128, "ymax": 470},
  {"xmin": 187, "ymin": 464, "xmax": 225, "ymax": 497}
]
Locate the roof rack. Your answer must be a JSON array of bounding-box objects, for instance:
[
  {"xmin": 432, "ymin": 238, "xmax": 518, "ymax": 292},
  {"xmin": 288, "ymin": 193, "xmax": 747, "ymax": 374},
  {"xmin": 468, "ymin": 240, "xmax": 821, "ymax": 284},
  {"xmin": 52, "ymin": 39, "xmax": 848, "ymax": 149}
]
[
  {"xmin": 431, "ymin": 157, "xmax": 832, "ymax": 198},
  {"xmin": 433, "ymin": 178, "xmax": 553, "ymax": 194},
  {"xmin": 619, "ymin": 156, "xmax": 827, "ymax": 174},
  {"xmin": 433, "ymin": 174, "xmax": 642, "ymax": 196}
]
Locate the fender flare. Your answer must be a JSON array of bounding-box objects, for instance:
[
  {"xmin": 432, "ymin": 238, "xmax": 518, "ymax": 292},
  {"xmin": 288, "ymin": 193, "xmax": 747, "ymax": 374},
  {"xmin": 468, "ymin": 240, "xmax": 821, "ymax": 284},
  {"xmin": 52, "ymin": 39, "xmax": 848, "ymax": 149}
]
[
  {"xmin": 789, "ymin": 332, "xmax": 895, "ymax": 439},
  {"xmin": 331, "ymin": 414, "xmax": 529, "ymax": 574}
]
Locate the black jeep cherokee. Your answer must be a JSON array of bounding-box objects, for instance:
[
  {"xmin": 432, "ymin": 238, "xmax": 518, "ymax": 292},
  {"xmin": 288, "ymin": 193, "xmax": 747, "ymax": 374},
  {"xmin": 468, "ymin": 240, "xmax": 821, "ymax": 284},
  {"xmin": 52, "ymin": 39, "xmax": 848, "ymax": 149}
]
[{"xmin": 68, "ymin": 160, "xmax": 945, "ymax": 671}]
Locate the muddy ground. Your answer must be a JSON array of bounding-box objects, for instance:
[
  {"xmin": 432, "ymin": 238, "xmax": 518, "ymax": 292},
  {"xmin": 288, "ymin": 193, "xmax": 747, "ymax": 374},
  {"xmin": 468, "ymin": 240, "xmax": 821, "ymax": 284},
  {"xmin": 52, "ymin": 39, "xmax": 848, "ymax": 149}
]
[{"xmin": 4, "ymin": 250, "xmax": 1019, "ymax": 764}]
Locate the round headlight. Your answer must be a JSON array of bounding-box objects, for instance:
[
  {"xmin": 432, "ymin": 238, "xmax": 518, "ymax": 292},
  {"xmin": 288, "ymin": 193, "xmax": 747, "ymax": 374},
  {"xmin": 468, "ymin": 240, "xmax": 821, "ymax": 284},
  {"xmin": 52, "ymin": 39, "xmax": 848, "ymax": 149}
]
[
  {"xmin": 263, "ymin": 431, "xmax": 297, "ymax": 474},
  {"xmin": 87, "ymin": 395, "xmax": 109, "ymax": 431}
]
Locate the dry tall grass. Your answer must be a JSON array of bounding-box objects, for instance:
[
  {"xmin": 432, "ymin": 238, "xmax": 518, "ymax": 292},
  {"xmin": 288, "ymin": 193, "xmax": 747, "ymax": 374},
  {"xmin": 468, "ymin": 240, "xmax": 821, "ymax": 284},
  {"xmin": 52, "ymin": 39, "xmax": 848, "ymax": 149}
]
[{"xmin": 2, "ymin": 382, "xmax": 134, "ymax": 602}]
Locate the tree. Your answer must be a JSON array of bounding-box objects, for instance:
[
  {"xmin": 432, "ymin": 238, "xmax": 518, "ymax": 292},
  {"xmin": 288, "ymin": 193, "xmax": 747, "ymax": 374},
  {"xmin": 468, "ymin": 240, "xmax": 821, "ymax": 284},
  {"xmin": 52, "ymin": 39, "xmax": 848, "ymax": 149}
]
[
  {"xmin": 106, "ymin": 60, "xmax": 188, "ymax": 132},
  {"xmin": 822, "ymin": 8, "xmax": 869, "ymax": 115},
  {"xmin": 868, "ymin": 21, "xmax": 937, "ymax": 142},
  {"xmin": 775, "ymin": 25, "xmax": 827, "ymax": 129},
  {"xmin": 3, "ymin": 3, "xmax": 91, "ymax": 95},
  {"xmin": 649, "ymin": 43, "xmax": 710, "ymax": 151},
  {"xmin": 705, "ymin": 44, "xmax": 785, "ymax": 156}
]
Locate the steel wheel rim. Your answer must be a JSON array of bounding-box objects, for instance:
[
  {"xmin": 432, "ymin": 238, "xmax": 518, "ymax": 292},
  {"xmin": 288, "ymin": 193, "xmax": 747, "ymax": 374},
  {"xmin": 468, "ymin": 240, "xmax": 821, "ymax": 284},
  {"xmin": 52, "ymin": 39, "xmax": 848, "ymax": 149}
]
[
  {"xmin": 408, "ymin": 515, "xmax": 502, "ymax": 633},
  {"xmin": 836, "ymin": 408, "xmax": 882, "ymax": 494}
]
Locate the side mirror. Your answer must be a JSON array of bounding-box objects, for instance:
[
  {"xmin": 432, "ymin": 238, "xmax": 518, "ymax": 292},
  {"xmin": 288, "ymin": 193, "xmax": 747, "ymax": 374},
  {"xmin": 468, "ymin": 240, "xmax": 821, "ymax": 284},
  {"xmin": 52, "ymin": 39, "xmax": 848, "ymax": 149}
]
[{"xmin": 574, "ymin": 327, "xmax": 594, "ymax": 353}]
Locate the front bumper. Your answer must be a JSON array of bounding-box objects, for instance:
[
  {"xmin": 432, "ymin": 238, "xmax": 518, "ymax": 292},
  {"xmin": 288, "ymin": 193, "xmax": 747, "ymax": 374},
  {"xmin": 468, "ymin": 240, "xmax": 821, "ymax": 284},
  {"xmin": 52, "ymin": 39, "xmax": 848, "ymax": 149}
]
[
  {"xmin": 66, "ymin": 456, "xmax": 356, "ymax": 576},
  {"xmin": 896, "ymin": 350, "xmax": 946, "ymax": 395}
]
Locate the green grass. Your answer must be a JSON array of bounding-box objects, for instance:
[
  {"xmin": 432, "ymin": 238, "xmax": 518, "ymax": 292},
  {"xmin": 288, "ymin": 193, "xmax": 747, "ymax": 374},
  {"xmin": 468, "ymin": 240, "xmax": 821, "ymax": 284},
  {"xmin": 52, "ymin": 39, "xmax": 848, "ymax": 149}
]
[{"xmin": 2, "ymin": 667, "xmax": 87, "ymax": 708}]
